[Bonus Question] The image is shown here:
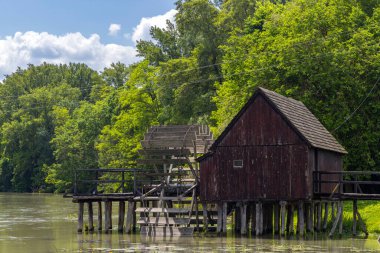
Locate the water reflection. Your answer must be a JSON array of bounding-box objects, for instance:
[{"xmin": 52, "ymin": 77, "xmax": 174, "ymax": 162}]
[{"xmin": 0, "ymin": 193, "xmax": 379, "ymax": 253}]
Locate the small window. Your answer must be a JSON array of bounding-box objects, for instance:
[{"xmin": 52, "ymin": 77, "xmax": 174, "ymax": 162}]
[{"xmin": 233, "ymin": 160, "xmax": 243, "ymax": 168}]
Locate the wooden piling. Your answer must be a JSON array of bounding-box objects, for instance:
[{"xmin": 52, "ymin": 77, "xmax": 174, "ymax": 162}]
[
  {"xmin": 240, "ymin": 203, "xmax": 247, "ymax": 235},
  {"xmin": 331, "ymin": 202, "xmax": 335, "ymax": 221},
  {"xmin": 202, "ymin": 202, "xmax": 209, "ymax": 232},
  {"xmin": 353, "ymin": 200, "xmax": 357, "ymax": 236},
  {"xmin": 78, "ymin": 202, "xmax": 84, "ymax": 233},
  {"xmin": 88, "ymin": 202, "xmax": 94, "ymax": 232},
  {"xmin": 250, "ymin": 203, "xmax": 256, "ymax": 235},
  {"xmin": 125, "ymin": 201, "xmax": 135, "ymax": 233},
  {"xmin": 338, "ymin": 201, "xmax": 343, "ymax": 236},
  {"xmin": 280, "ymin": 201, "xmax": 286, "ymax": 236},
  {"xmin": 217, "ymin": 202, "xmax": 223, "ymax": 234},
  {"xmin": 97, "ymin": 201, "xmax": 102, "ymax": 231},
  {"xmin": 329, "ymin": 201, "xmax": 343, "ymax": 237},
  {"xmin": 235, "ymin": 203, "xmax": 241, "ymax": 232},
  {"xmin": 105, "ymin": 201, "xmax": 112, "ymax": 232},
  {"xmin": 118, "ymin": 201, "xmax": 125, "ymax": 232},
  {"xmin": 323, "ymin": 202, "xmax": 328, "ymax": 231},
  {"xmin": 316, "ymin": 202, "xmax": 322, "ymax": 232},
  {"xmin": 274, "ymin": 203, "xmax": 280, "ymax": 234},
  {"xmin": 297, "ymin": 201, "xmax": 304, "ymax": 236},
  {"xmin": 222, "ymin": 202, "xmax": 227, "ymax": 233},
  {"xmin": 286, "ymin": 203, "xmax": 294, "ymax": 234},
  {"xmin": 255, "ymin": 202, "xmax": 263, "ymax": 236}
]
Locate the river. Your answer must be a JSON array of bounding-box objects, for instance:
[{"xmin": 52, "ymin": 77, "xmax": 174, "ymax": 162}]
[{"xmin": 0, "ymin": 193, "xmax": 379, "ymax": 252}]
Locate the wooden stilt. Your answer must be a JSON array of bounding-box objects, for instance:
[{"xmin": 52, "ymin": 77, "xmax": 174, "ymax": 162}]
[
  {"xmin": 297, "ymin": 201, "xmax": 304, "ymax": 236},
  {"xmin": 353, "ymin": 200, "xmax": 357, "ymax": 236},
  {"xmin": 202, "ymin": 202, "xmax": 209, "ymax": 232},
  {"xmin": 235, "ymin": 203, "xmax": 241, "ymax": 232},
  {"xmin": 246, "ymin": 204, "xmax": 251, "ymax": 233},
  {"xmin": 195, "ymin": 197, "xmax": 200, "ymax": 232},
  {"xmin": 118, "ymin": 201, "xmax": 125, "ymax": 232},
  {"xmin": 331, "ymin": 202, "xmax": 335, "ymax": 221},
  {"xmin": 338, "ymin": 201, "xmax": 343, "ymax": 236},
  {"xmin": 274, "ymin": 203, "xmax": 280, "ymax": 234},
  {"xmin": 105, "ymin": 201, "xmax": 112, "ymax": 232},
  {"xmin": 286, "ymin": 203, "xmax": 294, "ymax": 234},
  {"xmin": 323, "ymin": 202, "xmax": 328, "ymax": 231},
  {"xmin": 125, "ymin": 201, "xmax": 135, "ymax": 233},
  {"xmin": 97, "ymin": 201, "xmax": 102, "ymax": 231},
  {"xmin": 240, "ymin": 203, "xmax": 247, "ymax": 235},
  {"xmin": 329, "ymin": 201, "xmax": 343, "ymax": 237},
  {"xmin": 250, "ymin": 203, "xmax": 256, "ymax": 235},
  {"xmin": 280, "ymin": 201, "xmax": 286, "ymax": 236},
  {"xmin": 255, "ymin": 202, "xmax": 262, "ymax": 236},
  {"xmin": 222, "ymin": 202, "xmax": 227, "ymax": 234},
  {"xmin": 88, "ymin": 202, "xmax": 94, "ymax": 232},
  {"xmin": 217, "ymin": 202, "xmax": 223, "ymax": 234},
  {"xmin": 356, "ymin": 206, "xmax": 368, "ymax": 236},
  {"xmin": 78, "ymin": 202, "xmax": 84, "ymax": 233},
  {"xmin": 267, "ymin": 204, "xmax": 273, "ymax": 234},
  {"xmin": 317, "ymin": 202, "xmax": 322, "ymax": 232}
]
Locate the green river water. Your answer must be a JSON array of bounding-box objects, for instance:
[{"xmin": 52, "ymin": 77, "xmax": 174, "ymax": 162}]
[{"xmin": 0, "ymin": 193, "xmax": 379, "ymax": 252}]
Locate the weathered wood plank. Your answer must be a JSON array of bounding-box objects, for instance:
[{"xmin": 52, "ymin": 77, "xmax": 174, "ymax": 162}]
[
  {"xmin": 138, "ymin": 148, "xmax": 191, "ymax": 156},
  {"xmin": 140, "ymin": 226, "xmax": 194, "ymax": 236}
]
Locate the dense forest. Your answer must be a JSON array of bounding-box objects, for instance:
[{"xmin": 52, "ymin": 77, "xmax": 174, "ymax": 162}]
[{"xmin": 0, "ymin": 0, "xmax": 379, "ymax": 193}]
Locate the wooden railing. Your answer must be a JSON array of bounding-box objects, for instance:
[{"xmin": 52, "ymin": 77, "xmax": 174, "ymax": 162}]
[
  {"xmin": 73, "ymin": 168, "xmax": 190, "ymax": 196},
  {"xmin": 313, "ymin": 171, "xmax": 380, "ymax": 200}
]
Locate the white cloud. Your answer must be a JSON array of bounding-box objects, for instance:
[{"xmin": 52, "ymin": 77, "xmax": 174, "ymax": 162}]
[
  {"xmin": 0, "ymin": 31, "xmax": 139, "ymax": 79},
  {"xmin": 132, "ymin": 9, "xmax": 177, "ymax": 44},
  {"xmin": 108, "ymin": 24, "xmax": 121, "ymax": 36}
]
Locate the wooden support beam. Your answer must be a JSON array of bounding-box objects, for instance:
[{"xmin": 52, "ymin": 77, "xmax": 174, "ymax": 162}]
[
  {"xmin": 338, "ymin": 201, "xmax": 343, "ymax": 236},
  {"xmin": 316, "ymin": 202, "xmax": 322, "ymax": 232},
  {"xmin": 222, "ymin": 202, "xmax": 227, "ymax": 234},
  {"xmin": 329, "ymin": 201, "xmax": 343, "ymax": 238},
  {"xmin": 297, "ymin": 201, "xmax": 304, "ymax": 236},
  {"xmin": 331, "ymin": 202, "xmax": 335, "ymax": 221},
  {"xmin": 118, "ymin": 201, "xmax": 125, "ymax": 232},
  {"xmin": 97, "ymin": 201, "xmax": 102, "ymax": 231},
  {"xmin": 353, "ymin": 200, "xmax": 357, "ymax": 236},
  {"xmin": 105, "ymin": 201, "xmax": 112, "ymax": 232},
  {"xmin": 88, "ymin": 202, "xmax": 94, "ymax": 232},
  {"xmin": 125, "ymin": 201, "xmax": 135, "ymax": 233},
  {"xmin": 255, "ymin": 202, "xmax": 263, "ymax": 236},
  {"xmin": 280, "ymin": 201, "xmax": 287, "ymax": 236},
  {"xmin": 323, "ymin": 202, "xmax": 328, "ymax": 231},
  {"xmin": 240, "ymin": 203, "xmax": 247, "ymax": 235},
  {"xmin": 286, "ymin": 203, "xmax": 294, "ymax": 234},
  {"xmin": 77, "ymin": 202, "xmax": 84, "ymax": 233},
  {"xmin": 202, "ymin": 202, "xmax": 209, "ymax": 232},
  {"xmin": 250, "ymin": 203, "xmax": 256, "ymax": 235},
  {"xmin": 274, "ymin": 203, "xmax": 280, "ymax": 234},
  {"xmin": 217, "ymin": 203, "xmax": 223, "ymax": 234},
  {"xmin": 356, "ymin": 206, "xmax": 368, "ymax": 236}
]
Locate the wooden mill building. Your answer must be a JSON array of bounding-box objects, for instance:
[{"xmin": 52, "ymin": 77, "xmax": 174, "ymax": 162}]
[{"xmin": 198, "ymin": 87, "xmax": 348, "ymax": 235}]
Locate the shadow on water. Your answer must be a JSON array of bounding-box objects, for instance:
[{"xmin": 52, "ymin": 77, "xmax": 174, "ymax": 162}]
[{"xmin": 0, "ymin": 193, "xmax": 379, "ymax": 252}]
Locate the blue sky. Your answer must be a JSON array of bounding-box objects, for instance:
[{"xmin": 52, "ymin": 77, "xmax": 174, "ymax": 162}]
[{"xmin": 0, "ymin": 0, "xmax": 177, "ymax": 78}]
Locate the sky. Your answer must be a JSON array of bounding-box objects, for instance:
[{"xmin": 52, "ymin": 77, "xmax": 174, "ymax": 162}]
[{"xmin": 0, "ymin": 0, "xmax": 177, "ymax": 79}]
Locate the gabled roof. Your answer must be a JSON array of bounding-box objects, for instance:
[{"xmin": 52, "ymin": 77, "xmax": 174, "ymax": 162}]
[{"xmin": 210, "ymin": 87, "xmax": 347, "ymax": 154}]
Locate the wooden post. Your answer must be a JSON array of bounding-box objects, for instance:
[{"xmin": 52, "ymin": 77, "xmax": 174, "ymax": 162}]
[
  {"xmin": 240, "ymin": 203, "xmax": 247, "ymax": 235},
  {"xmin": 105, "ymin": 201, "xmax": 112, "ymax": 232},
  {"xmin": 331, "ymin": 202, "xmax": 335, "ymax": 221},
  {"xmin": 88, "ymin": 202, "xmax": 94, "ymax": 232},
  {"xmin": 118, "ymin": 201, "xmax": 125, "ymax": 232},
  {"xmin": 246, "ymin": 204, "xmax": 251, "ymax": 233},
  {"xmin": 338, "ymin": 201, "xmax": 343, "ymax": 236},
  {"xmin": 97, "ymin": 201, "xmax": 102, "ymax": 231},
  {"xmin": 78, "ymin": 202, "xmax": 84, "ymax": 233},
  {"xmin": 222, "ymin": 202, "xmax": 227, "ymax": 234},
  {"xmin": 316, "ymin": 202, "xmax": 322, "ymax": 232},
  {"xmin": 195, "ymin": 196, "xmax": 200, "ymax": 232},
  {"xmin": 356, "ymin": 207, "xmax": 368, "ymax": 236},
  {"xmin": 329, "ymin": 201, "xmax": 343, "ymax": 237},
  {"xmin": 235, "ymin": 203, "xmax": 241, "ymax": 233},
  {"xmin": 202, "ymin": 202, "xmax": 209, "ymax": 232},
  {"xmin": 286, "ymin": 203, "xmax": 294, "ymax": 234},
  {"xmin": 353, "ymin": 200, "xmax": 357, "ymax": 236},
  {"xmin": 323, "ymin": 202, "xmax": 328, "ymax": 231},
  {"xmin": 274, "ymin": 203, "xmax": 280, "ymax": 234},
  {"xmin": 297, "ymin": 201, "xmax": 304, "ymax": 236},
  {"xmin": 217, "ymin": 202, "xmax": 223, "ymax": 234},
  {"xmin": 280, "ymin": 201, "xmax": 286, "ymax": 236},
  {"xmin": 125, "ymin": 201, "xmax": 135, "ymax": 233},
  {"xmin": 250, "ymin": 203, "xmax": 256, "ymax": 235},
  {"xmin": 255, "ymin": 202, "xmax": 263, "ymax": 236}
]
